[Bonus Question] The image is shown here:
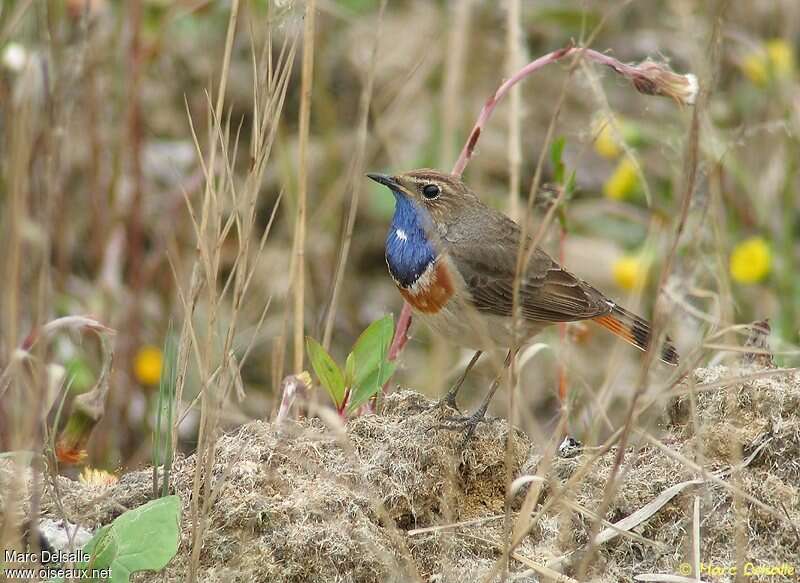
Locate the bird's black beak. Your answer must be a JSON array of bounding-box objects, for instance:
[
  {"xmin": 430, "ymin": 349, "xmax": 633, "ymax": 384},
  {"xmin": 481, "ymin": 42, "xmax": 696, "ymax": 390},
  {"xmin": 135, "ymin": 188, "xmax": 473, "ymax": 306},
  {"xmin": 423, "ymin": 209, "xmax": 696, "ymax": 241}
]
[{"xmin": 366, "ymin": 172, "xmax": 401, "ymax": 190}]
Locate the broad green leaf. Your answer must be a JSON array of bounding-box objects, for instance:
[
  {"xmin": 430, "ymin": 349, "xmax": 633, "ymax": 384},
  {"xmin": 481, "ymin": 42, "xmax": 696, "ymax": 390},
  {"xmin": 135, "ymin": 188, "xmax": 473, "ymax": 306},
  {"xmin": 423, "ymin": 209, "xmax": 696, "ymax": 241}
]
[
  {"xmin": 349, "ymin": 315, "xmax": 394, "ymax": 389},
  {"xmin": 306, "ymin": 337, "xmax": 346, "ymax": 409},
  {"xmin": 75, "ymin": 495, "xmax": 180, "ymax": 582},
  {"xmin": 348, "ymin": 360, "xmax": 397, "ymax": 412}
]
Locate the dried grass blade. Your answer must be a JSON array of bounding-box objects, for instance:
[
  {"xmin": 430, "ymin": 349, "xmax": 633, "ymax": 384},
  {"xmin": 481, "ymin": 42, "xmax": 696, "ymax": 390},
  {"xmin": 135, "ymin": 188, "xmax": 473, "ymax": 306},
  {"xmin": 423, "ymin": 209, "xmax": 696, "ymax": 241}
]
[{"xmin": 593, "ymin": 479, "xmax": 704, "ymax": 546}]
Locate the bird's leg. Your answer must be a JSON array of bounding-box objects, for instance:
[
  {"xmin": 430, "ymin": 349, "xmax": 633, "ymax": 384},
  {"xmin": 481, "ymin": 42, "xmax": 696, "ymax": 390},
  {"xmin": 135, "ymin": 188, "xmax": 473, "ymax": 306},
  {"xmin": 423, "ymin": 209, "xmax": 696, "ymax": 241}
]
[
  {"xmin": 438, "ymin": 350, "xmax": 482, "ymax": 411},
  {"xmin": 435, "ymin": 349, "xmax": 515, "ymax": 446},
  {"xmin": 410, "ymin": 350, "xmax": 482, "ymax": 414}
]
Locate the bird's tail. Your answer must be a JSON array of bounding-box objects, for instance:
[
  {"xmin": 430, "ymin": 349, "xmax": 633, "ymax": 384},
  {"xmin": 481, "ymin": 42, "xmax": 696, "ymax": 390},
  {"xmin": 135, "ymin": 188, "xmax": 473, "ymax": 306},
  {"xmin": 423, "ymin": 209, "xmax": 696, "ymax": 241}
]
[{"xmin": 593, "ymin": 304, "xmax": 679, "ymax": 366}]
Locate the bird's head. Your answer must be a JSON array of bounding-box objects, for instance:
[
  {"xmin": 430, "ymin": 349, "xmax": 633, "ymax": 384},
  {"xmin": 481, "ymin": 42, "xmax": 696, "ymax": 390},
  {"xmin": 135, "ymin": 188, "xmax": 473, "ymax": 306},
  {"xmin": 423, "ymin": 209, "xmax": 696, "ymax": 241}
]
[{"xmin": 367, "ymin": 168, "xmax": 478, "ymax": 231}]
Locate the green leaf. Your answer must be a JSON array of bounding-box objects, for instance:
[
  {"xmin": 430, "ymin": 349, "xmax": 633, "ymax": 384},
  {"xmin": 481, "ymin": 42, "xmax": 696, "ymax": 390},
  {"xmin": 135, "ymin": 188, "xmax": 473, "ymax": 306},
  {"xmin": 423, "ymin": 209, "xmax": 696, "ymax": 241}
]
[
  {"xmin": 550, "ymin": 136, "xmax": 566, "ymax": 185},
  {"xmin": 550, "ymin": 136, "xmax": 565, "ymax": 167},
  {"xmin": 306, "ymin": 337, "xmax": 346, "ymax": 409},
  {"xmin": 76, "ymin": 495, "xmax": 181, "ymax": 582},
  {"xmin": 565, "ymin": 170, "xmax": 577, "ymax": 196},
  {"xmin": 349, "ymin": 314, "xmax": 394, "ymax": 389},
  {"xmin": 344, "ymin": 352, "xmax": 356, "ymax": 388},
  {"xmin": 348, "ymin": 360, "xmax": 397, "ymax": 413}
]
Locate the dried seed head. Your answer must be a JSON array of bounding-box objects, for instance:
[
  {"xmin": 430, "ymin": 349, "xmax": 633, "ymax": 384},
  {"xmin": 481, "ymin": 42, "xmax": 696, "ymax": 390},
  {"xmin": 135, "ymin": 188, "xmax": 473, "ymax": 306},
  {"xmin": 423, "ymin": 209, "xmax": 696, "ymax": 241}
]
[{"xmin": 628, "ymin": 60, "xmax": 699, "ymax": 106}]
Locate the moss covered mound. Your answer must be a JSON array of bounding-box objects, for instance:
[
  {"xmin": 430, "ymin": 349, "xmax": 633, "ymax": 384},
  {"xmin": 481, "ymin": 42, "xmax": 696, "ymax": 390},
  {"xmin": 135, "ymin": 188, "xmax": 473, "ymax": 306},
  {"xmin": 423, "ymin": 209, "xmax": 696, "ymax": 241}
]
[{"xmin": 20, "ymin": 365, "xmax": 800, "ymax": 581}]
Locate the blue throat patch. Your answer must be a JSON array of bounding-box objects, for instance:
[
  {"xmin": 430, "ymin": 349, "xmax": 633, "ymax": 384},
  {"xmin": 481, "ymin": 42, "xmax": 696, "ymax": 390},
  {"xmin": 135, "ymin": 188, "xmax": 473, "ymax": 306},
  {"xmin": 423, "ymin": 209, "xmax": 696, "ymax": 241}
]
[{"xmin": 385, "ymin": 192, "xmax": 437, "ymax": 288}]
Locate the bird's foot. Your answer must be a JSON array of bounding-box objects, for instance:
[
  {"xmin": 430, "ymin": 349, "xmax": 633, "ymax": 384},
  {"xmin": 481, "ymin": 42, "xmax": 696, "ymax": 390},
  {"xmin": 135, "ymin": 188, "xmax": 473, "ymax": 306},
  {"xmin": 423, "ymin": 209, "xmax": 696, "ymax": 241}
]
[{"xmin": 430, "ymin": 404, "xmax": 498, "ymax": 447}]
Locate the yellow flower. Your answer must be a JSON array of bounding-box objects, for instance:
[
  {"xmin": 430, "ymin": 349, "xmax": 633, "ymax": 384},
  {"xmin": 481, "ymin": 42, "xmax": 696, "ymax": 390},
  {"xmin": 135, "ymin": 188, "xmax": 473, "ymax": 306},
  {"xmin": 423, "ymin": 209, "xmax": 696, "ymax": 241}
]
[
  {"xmin": 613, "ymin": 255, "xmax": 649, "ymax": 291},
  {"xmin": 593, "ymin": 116, "xmax": 623, "ymax": 159},
  {"xmin": 603, "ymin": 157, "xmax": 639, "ymax": 200},
  {"xmin": 741, "ymin": 39, "xmax": 795, "ymax": 86},
  {"xmin": 134, "ymin": 345, "xmax": 163, "ymax": 385},
  {"xmin": 729, "ymin": 237, "xmax": 771, "ymax": 284},
  {"xmin": 740, "ymin": 53, "xmax": 768, "ymax": 86},
  {"xmin": 79, "ymin": 467, "xmax": 118, "ymax": 487},
  {"xmin": 766, "ymin": 39, "xmax": 794, "ymax": 78}
]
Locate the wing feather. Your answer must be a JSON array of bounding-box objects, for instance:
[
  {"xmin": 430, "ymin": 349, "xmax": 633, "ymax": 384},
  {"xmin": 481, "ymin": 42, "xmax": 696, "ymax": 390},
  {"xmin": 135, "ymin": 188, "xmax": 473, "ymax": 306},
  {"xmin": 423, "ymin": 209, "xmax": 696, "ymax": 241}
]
[{"xmin": 446, "ymin": 214, "xmax": 611, "ymax": 323}]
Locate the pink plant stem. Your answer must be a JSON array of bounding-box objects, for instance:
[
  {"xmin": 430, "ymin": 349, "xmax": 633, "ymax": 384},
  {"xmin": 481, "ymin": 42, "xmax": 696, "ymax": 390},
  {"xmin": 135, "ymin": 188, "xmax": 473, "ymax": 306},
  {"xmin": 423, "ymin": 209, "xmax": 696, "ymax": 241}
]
[
  {"xmin": 451, "ymin": 45, "xmax": 693, "ymax": 177},
  {"xmin": 452, "ymin": 44, "xmax": 576, "ymax": 177},
  {"xmin": 388, "ymin": 302, "xmax": 413, "ymax": 361},
  {"xmin": 381, "ymin": 301, "xmax": 412, "ymax": 394}
]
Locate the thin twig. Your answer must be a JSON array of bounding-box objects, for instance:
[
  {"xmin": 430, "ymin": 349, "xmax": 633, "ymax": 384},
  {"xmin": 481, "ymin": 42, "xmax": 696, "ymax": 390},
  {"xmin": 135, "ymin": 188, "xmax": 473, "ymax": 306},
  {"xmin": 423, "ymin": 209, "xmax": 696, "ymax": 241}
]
[{"xmin": 293, "ymin": 0, "xmax": 317, "ymax": 375}]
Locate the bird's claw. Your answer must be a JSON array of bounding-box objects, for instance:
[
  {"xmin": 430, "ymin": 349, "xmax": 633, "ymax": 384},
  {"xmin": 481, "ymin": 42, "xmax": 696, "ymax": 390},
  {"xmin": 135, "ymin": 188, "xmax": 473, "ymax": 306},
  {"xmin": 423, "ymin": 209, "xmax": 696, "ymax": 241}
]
[{"xmin": 430, "ymin": 408, "xmax": 498, "ymax": 447}]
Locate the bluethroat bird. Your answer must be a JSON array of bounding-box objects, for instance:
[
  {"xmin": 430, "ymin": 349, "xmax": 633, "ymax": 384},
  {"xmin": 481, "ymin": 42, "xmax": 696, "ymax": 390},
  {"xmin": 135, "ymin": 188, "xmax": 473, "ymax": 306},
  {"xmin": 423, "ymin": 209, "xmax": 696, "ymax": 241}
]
[{"xmin": 367, "ymin": 169, "xmax": 678, "ymax": 442}]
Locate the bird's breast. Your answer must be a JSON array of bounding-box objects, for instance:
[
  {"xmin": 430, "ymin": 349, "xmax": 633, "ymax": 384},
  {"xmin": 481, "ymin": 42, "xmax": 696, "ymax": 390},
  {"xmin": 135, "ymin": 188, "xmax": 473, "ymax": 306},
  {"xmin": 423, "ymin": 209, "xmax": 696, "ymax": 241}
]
[{"xmin": 397, "ymin": 259, "xmax": 455, "ymax": 314}]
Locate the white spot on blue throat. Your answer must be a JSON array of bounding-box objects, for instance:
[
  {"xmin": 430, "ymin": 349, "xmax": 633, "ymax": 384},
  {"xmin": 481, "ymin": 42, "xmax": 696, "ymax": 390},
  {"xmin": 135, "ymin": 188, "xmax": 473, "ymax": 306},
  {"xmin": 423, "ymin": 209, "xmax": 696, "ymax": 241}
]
[{"xmin": 395, "ymin": 228, "xmax": 408, "ymax": 242}]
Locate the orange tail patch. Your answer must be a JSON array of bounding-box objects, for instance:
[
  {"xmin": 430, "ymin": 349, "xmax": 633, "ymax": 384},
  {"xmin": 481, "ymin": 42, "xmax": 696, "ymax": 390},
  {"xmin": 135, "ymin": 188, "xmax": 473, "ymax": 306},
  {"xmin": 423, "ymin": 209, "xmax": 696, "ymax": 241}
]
[
  {"xmin": 594, "ymin": 314, "xmax": 637, "ymax": 344},
  {"xmin": 593, "ymin": 308, "xmax": 679, "ymax": 366}
]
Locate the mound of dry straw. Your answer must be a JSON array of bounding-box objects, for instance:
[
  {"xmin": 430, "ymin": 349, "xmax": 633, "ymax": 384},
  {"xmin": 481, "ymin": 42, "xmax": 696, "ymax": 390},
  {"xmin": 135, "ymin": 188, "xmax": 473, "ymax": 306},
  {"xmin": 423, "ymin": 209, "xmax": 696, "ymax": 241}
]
[{"xmin": 13, "ymin": 364, "xmax": 800, "ymax": 581}]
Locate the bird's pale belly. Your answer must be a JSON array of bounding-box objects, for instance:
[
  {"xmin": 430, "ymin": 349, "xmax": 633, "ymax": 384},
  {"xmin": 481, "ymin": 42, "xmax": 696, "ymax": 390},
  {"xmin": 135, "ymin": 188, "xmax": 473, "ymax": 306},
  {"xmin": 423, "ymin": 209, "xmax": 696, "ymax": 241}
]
[
  {"xmin": 398, "ymin": 258, "xmax": 545, "ymax": 350},
  {"xmin": 414, "ymin": 304, "xmax": 546, "ymax": 351}
]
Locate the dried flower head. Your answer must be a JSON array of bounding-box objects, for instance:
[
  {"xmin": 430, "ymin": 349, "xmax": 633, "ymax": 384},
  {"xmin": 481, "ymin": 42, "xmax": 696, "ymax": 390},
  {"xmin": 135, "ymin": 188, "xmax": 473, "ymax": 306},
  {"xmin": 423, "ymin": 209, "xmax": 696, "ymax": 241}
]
[{"xmin": 626, "ymin": 60, "xmax": 699, "ymax": 106}]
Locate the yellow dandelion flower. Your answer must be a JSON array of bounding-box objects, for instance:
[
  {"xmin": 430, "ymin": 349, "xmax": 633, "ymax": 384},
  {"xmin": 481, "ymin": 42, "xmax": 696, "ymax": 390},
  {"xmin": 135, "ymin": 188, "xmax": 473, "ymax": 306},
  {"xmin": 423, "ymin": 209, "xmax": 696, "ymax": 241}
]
[
  {"xmin": 766, "ymin": 39, "xmax": 794, "ymax": 78},
  {"xmin": 729, "ymin": 237, "xmax": 771, "ymax": 284},
  {"xmin": 593, "ymin": 116, "xmax": 623, "ymax": 159},
  {"xmin": 741, "ymin": 39, "xmax": 795, "ymax": 86},
  {"xmin": 613, "ymin": 255, "xmax": 649, "ymax": 291},
  {"xmin": 79, "ymin": 467, "xmax": 119, "ymax": 487},
  {"xmin": 134, "ymin": 345, "xmax": 163, "ymax": 386},
  {"xmin": 603, "ymin": 157, "xmax": 639, "ymax": 200},
  {"xmin": 741, "ymin": 52, "xmax": 768, "ymax": 86}
]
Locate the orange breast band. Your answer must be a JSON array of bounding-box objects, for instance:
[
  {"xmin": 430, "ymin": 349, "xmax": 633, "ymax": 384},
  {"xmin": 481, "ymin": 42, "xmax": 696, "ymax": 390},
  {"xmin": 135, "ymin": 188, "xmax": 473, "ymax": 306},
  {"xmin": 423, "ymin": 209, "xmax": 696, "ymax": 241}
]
[{"xmin": 399, "ymin": 261, "xmax": 454, "ymax": 314}]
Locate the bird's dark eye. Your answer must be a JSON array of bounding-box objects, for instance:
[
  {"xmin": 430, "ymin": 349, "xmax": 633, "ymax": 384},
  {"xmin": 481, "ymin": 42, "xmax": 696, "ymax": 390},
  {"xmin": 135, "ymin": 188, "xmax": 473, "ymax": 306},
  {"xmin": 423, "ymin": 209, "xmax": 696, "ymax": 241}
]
[{"xmin": 422, "ymin": 183, "xmax": 440, "ymax": 199}]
